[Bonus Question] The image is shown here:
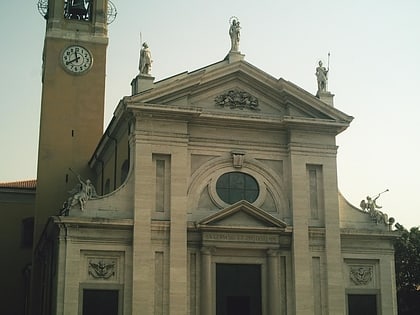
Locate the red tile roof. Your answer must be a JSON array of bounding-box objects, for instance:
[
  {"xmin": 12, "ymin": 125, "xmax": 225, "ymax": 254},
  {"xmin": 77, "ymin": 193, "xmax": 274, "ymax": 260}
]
[{"xmin": 0, "ymin": 179, "xmax": 37, "ymax": 189}]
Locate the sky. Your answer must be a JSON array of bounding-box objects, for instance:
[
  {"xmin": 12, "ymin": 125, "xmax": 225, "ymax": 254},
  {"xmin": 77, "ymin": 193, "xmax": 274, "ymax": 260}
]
[{"xmin": 1, "ymin": 1, "xmax": 419, "ymax": 228}]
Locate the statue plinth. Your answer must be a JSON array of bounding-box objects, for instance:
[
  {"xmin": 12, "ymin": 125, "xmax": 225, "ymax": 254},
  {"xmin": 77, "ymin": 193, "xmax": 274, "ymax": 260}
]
[
  {"xmin": 225, "ymin": 51, "xmax": 245, "ymax": 63},
  {"xmin": 316, "ymin": 90, "xmax": 335, "ymax": 107},
  {"xmin": 131, "ymin": 74, "xmax": 155, "ymax": 95}
]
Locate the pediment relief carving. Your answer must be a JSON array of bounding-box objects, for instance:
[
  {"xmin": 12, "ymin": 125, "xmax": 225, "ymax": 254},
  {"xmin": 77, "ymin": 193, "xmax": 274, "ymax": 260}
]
[{"xmin": 214, "ymin": 89, "xmax": 260, "ymax": 111}]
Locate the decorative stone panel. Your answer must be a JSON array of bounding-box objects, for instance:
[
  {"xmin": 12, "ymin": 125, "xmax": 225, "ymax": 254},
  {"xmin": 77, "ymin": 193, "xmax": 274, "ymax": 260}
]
[
  {"xmin": 88, "ymin": 259, "xmax": 116, "ymax": 280},
  {"xmin": 349, "ymin": 266, "xmax": 373, "ymax": 285},
  {"xmin": 344, "ymin": 260, "xmax": 378, "ymax": 288},
  {"xmin": 215, "ymin": 89, "xmax": 260, "ymax": 111},
  {"xmin": 81, "ymin": 251, "xmax": 124, "ymax": 283}
]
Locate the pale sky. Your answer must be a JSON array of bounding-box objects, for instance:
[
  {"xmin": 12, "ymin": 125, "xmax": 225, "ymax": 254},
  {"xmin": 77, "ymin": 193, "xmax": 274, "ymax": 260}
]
[{"xmin": 1, "ymin": 1, "xmax": 419, "ymax": 228}]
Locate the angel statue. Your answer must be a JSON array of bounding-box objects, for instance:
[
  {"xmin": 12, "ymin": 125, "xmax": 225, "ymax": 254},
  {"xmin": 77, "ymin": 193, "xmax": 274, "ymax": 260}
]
[
  {"xmin": 360, "ymin": 195, "xmax": 381, "ymax": 213},
  {"xmin": 63, "ymin": 175, "xmax": 98, "ymax": 213},
  {"xmin": 360, "ymin": 189, "xmax": 389, "ymax": 224}
]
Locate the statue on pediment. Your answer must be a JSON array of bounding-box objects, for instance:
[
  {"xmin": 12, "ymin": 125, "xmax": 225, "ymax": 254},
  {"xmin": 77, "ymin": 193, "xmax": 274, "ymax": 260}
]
[
  {"xmin": 139, "ymin": 42, "xmax": 152, "ymax": 75},
  {"xmin": 229, "ymin": 17, "xmax": 241, "ymax": 52},
  {"xmin": 315, "ymin": 60, "xmax": 329, "ymax": 93}
]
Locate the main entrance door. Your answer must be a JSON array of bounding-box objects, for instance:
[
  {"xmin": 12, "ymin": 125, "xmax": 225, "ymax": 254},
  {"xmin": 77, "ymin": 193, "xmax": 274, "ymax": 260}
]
[{"xmin": 216, "ymin": 264, "xmax": 262, "ymax": 315}]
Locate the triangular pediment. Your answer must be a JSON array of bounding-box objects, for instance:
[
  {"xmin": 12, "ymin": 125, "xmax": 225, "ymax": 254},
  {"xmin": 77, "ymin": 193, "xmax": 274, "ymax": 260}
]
[
  {"xmin": 127, "ymin": 58, "xmax": 353, "ymax": 126},
  {"xmin": 197, "ymin": 200, "xmax": 287, "ymax": 230}
]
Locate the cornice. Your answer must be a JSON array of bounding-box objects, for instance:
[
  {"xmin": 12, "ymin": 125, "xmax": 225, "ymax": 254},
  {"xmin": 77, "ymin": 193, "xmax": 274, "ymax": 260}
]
[
  {"xmin": 340, "ymin": 228, "xmax": 399, "ymax": 240},
  {"xmin": 127, "ymin": 102, "xmax": 202, "ymax": 121},
  {"xmin": 53, "ymin": 216, "xmax": 133, "ymax": 230}
]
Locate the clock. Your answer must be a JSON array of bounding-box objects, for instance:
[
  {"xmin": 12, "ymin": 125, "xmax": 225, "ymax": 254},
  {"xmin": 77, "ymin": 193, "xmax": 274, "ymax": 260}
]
[{"xmin": 61, "ymin": 45, "xmax": 93, "ymax": 74}]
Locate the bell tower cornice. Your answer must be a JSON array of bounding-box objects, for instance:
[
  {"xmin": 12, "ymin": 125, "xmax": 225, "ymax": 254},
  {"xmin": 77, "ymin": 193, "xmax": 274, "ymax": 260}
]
[{"xmin": 46, "ymin": 29, "xmax": 108, "ymax": 45}]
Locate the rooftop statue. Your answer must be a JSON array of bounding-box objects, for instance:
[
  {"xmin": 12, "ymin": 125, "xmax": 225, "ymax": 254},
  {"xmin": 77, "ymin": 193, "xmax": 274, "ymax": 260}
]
[
  {"xmin": 229, "ymin": 17, "xmax": 241, "ymax": 52},
  {"xmin": 139, "ymin": 42, "xmax": 152, "ymax": 75},
  {"xmin": 360, "ymin": 189, "xmax": 390, "ymax": 224},
  {"xmin": 315, "ymin": 60, "xmax": 329, "ymax": 93},
  {"xmin": 62, "ymin": 173, "xmax": 98, "ymax": 213}
]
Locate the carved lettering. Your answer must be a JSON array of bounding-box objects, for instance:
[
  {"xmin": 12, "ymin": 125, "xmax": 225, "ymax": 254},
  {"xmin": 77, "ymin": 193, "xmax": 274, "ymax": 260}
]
[{"xmin": 203, "ymin": 232, "xmax": 278, "ymax": 243}]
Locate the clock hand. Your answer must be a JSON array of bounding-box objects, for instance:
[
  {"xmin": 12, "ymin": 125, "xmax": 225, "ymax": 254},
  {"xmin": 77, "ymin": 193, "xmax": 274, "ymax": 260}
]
[{"xmin": 66, "ymin": 52, "xmax": 81, "ymax": 65}]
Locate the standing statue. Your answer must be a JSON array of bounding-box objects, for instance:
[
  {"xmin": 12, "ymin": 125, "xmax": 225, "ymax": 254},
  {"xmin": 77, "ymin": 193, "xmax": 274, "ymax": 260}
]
[
  {"xmin": 315, "ymin": 60, "xmax": 328, "ymax": 93},
  {"xmin": 229, "ymin": 17, "xmax": 241, "ymax": 52},
  {"xmin": 139, "ymin": 42, "xmax": 152, "ymax": 75}
]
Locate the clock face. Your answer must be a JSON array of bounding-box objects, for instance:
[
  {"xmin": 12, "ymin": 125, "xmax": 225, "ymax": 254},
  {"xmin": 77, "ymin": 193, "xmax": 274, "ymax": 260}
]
[{"xmin": 61, "ymin": 45, "xmax": 93, "ymax": 74}]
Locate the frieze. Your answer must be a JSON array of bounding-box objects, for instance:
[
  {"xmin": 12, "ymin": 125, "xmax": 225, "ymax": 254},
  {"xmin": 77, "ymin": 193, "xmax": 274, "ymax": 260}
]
[
  {"xmin": 88, "ymin": 259, "xmax": 116, "ymax": 280},
  {"xmin": 203, "ymin": 232, "xmax": 278, "ymax": 244},
  {"xmin": 215, "ymin": 89, "xmax": 260, "ymax": 111},
  {"xmin": 349, "ymin": 266, "xmax": 373, "ymax": 285}
]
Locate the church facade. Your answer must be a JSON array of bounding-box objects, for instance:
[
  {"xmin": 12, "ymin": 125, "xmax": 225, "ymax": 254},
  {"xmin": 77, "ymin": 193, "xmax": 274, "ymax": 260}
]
[
  {"xmin": 9, "ymin": 1, "xmax": 398, "ymax": 315},
  {"xmin": 38, "ymin": 55, "xmax": 398, "ymax": 315}
]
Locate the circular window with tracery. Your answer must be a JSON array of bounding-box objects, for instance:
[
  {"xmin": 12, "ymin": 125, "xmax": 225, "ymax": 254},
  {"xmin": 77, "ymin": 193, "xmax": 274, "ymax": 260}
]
[{"xmin": 215, "ymin": 172, "xmax": 259, "ymax": 204}]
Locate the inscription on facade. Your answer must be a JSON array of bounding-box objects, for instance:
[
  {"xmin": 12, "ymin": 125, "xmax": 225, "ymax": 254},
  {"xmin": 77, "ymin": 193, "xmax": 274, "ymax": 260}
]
[{"xmin": 203, "ymin": 232, "xmax": 278, "ymax": 243}]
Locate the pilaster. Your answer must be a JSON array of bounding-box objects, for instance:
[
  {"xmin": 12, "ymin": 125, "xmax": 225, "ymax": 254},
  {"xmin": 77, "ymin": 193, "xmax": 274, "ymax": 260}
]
[
  {"xmin": 323, "ymin": 157, "xmax": 345, "ymax": 314},
  {"xmin": 289, "ymin": 149, "xmax": 313, "ymax": 314},
  {"xmin": 379, "ymin": 254, "xmax": 398, "ymax": 315},
  {"xmin": 169, "ymin": 147, "xmax": 189, "ymax": 315},
  {"xmin": 132, "ymin": 140, "xmax": 154, "ymax": 314},
  {"xmin": 267, "ymin": 249, "xmax": 281, "ymax": 315}
]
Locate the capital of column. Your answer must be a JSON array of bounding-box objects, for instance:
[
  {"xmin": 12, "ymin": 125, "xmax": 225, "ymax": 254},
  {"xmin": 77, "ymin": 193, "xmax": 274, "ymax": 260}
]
[
  {"xmin": 267, "ymin": 248, "xmax": 279, "ymax": 257},
  {"xmin": 201, "ymin": 246, "xmax": 216, "ymax": 256}
]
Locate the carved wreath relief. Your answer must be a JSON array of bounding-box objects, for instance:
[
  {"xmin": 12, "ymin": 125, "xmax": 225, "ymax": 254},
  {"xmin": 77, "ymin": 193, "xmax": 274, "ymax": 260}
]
[
  {"xmin": 88, "ymin": 259, "xmax": 116, "ymax": 280},
  {"xmin": 349, "ymin": 266, "xmax": 373, "ymax": 285},
  {"xmin": 215, "ymin": 89, "xmax": 260, "ymax": 111}
]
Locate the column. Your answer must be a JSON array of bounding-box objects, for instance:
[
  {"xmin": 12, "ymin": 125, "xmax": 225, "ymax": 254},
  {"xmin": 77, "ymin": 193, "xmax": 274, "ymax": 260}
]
[
  {"xmin": 200, "ymin": 247, "xmax": 214, "ymax": 315},
  {"xmin": 267, "ymin": 249, "xmax": 281, "ymax": 315}
]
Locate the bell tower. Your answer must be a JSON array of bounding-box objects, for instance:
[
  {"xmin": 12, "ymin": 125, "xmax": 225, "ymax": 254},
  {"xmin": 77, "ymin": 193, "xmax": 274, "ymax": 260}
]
[
  {"xmin": 34, "ymin": 0, "xmax": 110, "ymax": 241},
  {"xmin": 31, "ymin": 1, "xmax": 113, "ymax": 313}
]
